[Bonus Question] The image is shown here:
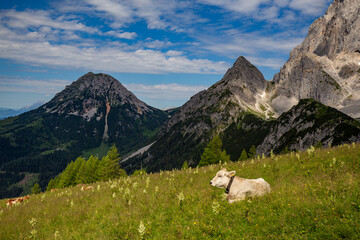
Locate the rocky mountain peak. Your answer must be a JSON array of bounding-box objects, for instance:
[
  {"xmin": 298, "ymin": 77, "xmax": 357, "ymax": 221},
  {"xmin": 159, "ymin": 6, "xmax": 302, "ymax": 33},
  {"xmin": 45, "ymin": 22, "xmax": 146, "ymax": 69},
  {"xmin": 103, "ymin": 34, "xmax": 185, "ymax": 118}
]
[
  {"xmin": 269, "ymin": 0, "xmax": 360, "ymax": 118},
  {"xmin": 44, "ymin": 72, "xmax": 150, "ymax": 120}
]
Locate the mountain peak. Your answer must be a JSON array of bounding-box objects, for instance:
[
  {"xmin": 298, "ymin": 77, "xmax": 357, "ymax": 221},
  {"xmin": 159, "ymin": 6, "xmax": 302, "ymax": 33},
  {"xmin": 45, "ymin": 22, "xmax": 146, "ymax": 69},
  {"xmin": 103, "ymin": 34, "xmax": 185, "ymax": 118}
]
[{"xmin": 44, "ymin": 73, "xmax": 151, "ymax": 120}]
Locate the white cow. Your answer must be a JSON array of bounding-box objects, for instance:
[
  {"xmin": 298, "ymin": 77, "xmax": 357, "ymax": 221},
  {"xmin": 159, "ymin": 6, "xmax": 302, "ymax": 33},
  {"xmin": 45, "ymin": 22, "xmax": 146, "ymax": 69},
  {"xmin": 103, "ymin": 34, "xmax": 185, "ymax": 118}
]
[{"xmin": 210, "ymin": 168, "xmax": 271, "ymax": 203}]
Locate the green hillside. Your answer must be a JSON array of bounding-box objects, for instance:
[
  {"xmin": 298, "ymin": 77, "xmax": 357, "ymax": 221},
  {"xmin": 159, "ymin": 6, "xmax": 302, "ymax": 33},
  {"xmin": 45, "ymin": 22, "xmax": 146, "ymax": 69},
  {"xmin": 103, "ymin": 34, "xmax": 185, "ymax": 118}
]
[{"xmin": 1, "ymin": 143, "xmax": 360, "ymax": 239}]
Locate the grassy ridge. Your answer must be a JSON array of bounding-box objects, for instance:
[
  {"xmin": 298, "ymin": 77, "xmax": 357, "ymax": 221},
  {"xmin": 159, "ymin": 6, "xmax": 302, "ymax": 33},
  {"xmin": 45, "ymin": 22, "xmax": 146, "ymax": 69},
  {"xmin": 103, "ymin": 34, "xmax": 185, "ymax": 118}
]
[{"xmin": 1, "ymin": 144, "xmax": 360, "ymax": 239}]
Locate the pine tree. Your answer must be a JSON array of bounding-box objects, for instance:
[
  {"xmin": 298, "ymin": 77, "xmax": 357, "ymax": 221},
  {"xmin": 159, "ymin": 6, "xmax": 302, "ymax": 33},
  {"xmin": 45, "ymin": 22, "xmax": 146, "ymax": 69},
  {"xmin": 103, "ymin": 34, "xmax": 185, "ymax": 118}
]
[
  {"xmin": 198, "ymin": 135, "xmax": 230, "ymax": 167},
  {"xmin": 248, "ymin": 145, "xmax": 257, "ymax": 159},
  {"xmin": 97, "ymin": 145, "xmax": 125, "ymax": 181},
  {"xmin": 58, "ymin": 157, "xmax": 85, "ymax": 188},
  {"xmin": 31, "ymin": 182, "xmax": 41, "ymax": 194},
  {"xmin": 238, "ymin": 149, "xmax": 248, "ymax": 161},
  {"xmin": 182, "ymin": 160, "xmax": 189, "ymax": 169}
]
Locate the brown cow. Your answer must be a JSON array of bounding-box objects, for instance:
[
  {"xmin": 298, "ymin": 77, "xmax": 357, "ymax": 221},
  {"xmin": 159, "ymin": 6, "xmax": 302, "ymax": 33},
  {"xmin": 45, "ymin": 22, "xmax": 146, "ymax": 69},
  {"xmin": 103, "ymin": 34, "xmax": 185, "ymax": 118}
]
[
  {"xmin": 6, "ymin": 195, "xmax": 30, "ymax": 206},
  {"xmin": 80, "ymin": 186, "xmax": 94, "ymax": 191}
]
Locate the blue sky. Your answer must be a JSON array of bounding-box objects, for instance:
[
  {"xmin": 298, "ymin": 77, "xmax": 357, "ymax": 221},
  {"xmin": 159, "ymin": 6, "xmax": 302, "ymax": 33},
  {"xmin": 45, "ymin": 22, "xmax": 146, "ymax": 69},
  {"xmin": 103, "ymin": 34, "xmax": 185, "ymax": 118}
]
[{"xmin": 0, "ymin": 0, "xmax": 332, "ymax": 109}]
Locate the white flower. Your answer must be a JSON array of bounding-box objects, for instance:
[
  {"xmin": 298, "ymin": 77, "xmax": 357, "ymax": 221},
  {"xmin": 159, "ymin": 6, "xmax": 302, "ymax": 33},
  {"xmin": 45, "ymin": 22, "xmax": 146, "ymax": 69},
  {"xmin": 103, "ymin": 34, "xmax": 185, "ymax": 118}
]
[
  {"xmin": 145, "ymin": 177, "xmax": 150, "ymax": 188},
  {"xmin": 138, "ymin": 221, "xmax": 146, "ymax": 237},
  {"xmin": 212, "ymin": 201, "xmax": 220, "ymax": 215},
  {"xmin": 54, "ymin": 230, "xmax": 60, "ymax": 239},
  {"xmin": 29, "ymin": 218, "xmax": 36, "ymax": 227},
  {"xmin": 177, "ymin": 192, "xmax": 185, "ymax": 202}
]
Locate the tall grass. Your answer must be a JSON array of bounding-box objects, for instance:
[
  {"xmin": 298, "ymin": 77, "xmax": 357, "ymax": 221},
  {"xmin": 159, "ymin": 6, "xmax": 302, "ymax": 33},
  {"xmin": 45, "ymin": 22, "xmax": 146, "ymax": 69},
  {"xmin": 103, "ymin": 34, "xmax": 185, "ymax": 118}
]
[{"xmin": 1, "ymin": 143, "xmax": 360, "ymax": 239}]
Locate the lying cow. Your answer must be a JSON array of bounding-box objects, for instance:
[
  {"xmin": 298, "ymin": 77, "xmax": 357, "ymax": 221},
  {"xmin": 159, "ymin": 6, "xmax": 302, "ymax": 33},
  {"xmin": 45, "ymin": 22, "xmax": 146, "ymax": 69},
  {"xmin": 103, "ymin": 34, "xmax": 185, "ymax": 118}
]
[
  {"xmin": 81, "ymin": 186, "xmax": 93, "ymax": 191},
  {"xmin": 6, "ymin": 195, "xmax": 30, "ymax": 206},
  {"xmin": 210, "ymin": 168, "xmax": 271, "ymax": 203}
]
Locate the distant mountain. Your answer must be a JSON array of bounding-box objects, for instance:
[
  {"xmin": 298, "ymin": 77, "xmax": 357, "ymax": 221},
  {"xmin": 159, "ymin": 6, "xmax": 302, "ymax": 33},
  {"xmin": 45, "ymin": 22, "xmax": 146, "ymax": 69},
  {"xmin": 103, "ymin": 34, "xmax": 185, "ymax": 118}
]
[
  {"xmin": 0, "ymin": 101, "xmax": 45, "ymax": 119},
  {"xmin": 0, "ymin": 72, "xmax": 168, "ymax": 198}
]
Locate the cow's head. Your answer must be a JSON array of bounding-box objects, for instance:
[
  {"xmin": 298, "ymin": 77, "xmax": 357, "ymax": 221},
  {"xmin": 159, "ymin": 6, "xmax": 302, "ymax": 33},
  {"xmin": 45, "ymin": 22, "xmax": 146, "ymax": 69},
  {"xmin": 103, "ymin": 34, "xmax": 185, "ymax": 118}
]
[{"xmin": 210, "ymin": 168, "xmax": 236, "ymax": 188}]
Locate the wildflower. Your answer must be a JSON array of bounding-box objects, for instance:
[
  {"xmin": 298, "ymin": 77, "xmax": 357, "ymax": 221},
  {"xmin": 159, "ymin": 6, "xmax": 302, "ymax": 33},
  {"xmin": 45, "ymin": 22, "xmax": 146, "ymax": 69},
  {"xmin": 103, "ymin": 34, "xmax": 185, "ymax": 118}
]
[
  {"xmin": 212, "ymin": 201, "xmax": 220, "ymax": 215},
  {"xmin": 251, "ymin": 159, "xmax": 254, "ymax": 164},
  {"xmin": 30, "ymin": 229, "xmax": 38, "ymax": 237},
  {"xmin": 263, "ymin": 163, "xmax": 267, "ymax": 168},
  {"xmin": 145, "ymin": 177, "xmax": 150, "ymax": 188},
  {"xmin": 352, "ymin": 142, "xmax": 356, "ymax": 148},
  {"xmin": 97, "ymin": 185, "xmax": 101, "ymax": 191},
  {"xmin": 307, "ymin": 146, "xmax": 315, "ymax": 156},
  {"xmin": 194, "ymin": 222, "xmax": 197, "ymax": 225},
  {"xmin": 221, "ymin": 193, "xmax": 227, "ymax": 201},
  {"xmin": 296, "ymin": 153, "xmax": 300, "ymax": 160},
  {"xmin": 124, "ymin": 188, "xmax": 130, "ymax": 197},
  {"xmin": 54, "ymin": 230, "xmax": 60, "ymax": 239},
  {"xmin": 262, "ymin": 153, "xmax": 265, "ymax": 159},
  {"xmin": 132, "ymin": 182, "xmax": 138, "ymax": 189},
  {"xmin": 112, "ymin": 192, "xmax": 116, "ymax": 198},
  {"xmin": 70, "ymin": 200, "xmax": 74, "ymax": 208},
  {"xmin": 138, "ymin": 221, "xmax": 146, "ymax": 237},
  {"xmin": 29, "ymin": 218, "xmax": 36, "ymax": 227},
  {"xmin": 41, "ymin": 194, "xmax": 46, "ymax": 202},
  {"xmin": 177, "ymin": 192, "xmax": 185, "ymax": 202},
  {"xmin": 270, "ymin": 150, "xmax": 275, "ymax": 158},
  {"xmin": 143, "ymin": 189, "xmax": 147, "ymax": 194},
  {"xmin": 154, "ymin": 186, "xmax": 159, "ymax": 193}
]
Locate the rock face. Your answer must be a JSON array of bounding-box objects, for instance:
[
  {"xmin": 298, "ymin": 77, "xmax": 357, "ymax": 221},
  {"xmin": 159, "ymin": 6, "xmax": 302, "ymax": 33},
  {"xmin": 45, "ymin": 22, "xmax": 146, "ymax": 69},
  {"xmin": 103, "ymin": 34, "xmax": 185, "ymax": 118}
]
[
  {"xmin": 256, "ymin": 99, "xmax": 360, "ymax": 155},
  {"xmin": 269, "ymin": 0, "xmax": 360, "ymax": 118},
  {"xmin": 0, "ymin": 72, "xmax": 167, "ymax": 198}
]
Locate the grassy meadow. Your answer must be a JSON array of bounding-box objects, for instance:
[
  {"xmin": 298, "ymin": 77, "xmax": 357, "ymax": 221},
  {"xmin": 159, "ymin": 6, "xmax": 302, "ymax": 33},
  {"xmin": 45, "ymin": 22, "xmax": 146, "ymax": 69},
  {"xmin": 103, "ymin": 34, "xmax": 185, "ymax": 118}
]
[{"xmin": 1, "ymin": 143, "xmax": 360, "ymax": 239}]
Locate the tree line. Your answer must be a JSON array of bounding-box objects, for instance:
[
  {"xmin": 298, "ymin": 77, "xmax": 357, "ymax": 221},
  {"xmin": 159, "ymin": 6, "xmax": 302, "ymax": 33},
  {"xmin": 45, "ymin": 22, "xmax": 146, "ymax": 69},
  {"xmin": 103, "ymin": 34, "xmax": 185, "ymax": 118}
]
[
  {"xmin": 46, "ymin": 146, "xmax": 126, "ymax": 190},
  {"xmin": 196, "ymin": 135, "xmax": 257, "ymax": 167}
]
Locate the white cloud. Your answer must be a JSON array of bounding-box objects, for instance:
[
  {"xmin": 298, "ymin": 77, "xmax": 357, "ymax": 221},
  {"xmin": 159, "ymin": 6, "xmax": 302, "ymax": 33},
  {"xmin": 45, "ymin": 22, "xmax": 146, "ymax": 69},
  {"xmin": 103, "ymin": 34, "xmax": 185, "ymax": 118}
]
[
  {"xmin": 0, "ymin": 37, "xmax": 229, "ymax": 74},
  {"xmin": 0, "ymin": 77, "xmax": 71, "ymax": 94},
  {"xmin": 125, "ymin": 83, "xmax": 207, "ymax": 100},
  {"xmin": 106, "ymin": 31, "xmax": 138, "ymax": 39},
  {"xmin": 199, "ymin": 0, "xmax": 271, "ymax": 13},
  {"xmin": 2, "ymin": 9, "xmax": 97, "ymax": 33},
  {"xmin": 289, "ymin": 0, "xmax": 332, "ymax": 16}
]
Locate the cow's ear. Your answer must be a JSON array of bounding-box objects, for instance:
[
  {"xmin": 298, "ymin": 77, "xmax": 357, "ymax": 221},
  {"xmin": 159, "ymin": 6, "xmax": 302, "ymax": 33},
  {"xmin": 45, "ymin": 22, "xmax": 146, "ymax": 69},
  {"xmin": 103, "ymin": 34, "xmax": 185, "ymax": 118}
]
[{"xmin": 228, "ymin": 171, "xmax": 236, "ymax": 177}]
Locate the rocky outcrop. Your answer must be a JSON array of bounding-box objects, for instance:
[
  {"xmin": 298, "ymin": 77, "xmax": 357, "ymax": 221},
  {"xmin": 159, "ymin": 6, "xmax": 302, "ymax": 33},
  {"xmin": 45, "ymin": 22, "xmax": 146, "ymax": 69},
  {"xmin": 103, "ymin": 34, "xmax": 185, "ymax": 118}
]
[
  {"xmin": 256, "ymin": 99, "xmax": 360, "ymax": 155},
  {"xmin": 268, "ymin": 0, "xmax": 360, "ymax": 118}
]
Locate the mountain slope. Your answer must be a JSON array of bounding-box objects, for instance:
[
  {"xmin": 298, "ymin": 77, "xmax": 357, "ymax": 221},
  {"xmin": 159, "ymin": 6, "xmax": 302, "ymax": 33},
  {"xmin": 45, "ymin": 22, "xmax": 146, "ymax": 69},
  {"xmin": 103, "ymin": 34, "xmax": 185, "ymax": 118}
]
[
  {"xmin": 221, "ymin": 99, "xmax": 360, "ymax": 160},
  {"xmin": 1, "ymin": 144, "xmax": 360, "ymax": 239},
  {"xmin": 269, "ymin": 0, "xmax": 360, "ymax": 118},
  {"xmin": 122, "ymin": 57, "xmax": 275, "ymax": 172},
  {"xmin": 0, "ymin": 72, "xmax": 168, "ymax": 198}
]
